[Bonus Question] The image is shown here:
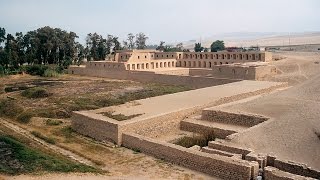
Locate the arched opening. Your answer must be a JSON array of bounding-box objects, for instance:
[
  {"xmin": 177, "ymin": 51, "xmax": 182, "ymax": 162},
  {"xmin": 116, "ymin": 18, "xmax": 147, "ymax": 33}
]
[
  {"xmin": 211, "ymin": 54, "xmax": 214, "ymax": 59},
  {"xmin": 141, "ymin": 64, "xmax": 144, "ymax": 69},
  {"xmin": 184, "ymin": 61, "xmax": 187, "ymax": 67},
  {"xmin": 188, "ymin": 61, "xmax": 191, "ymax": 67},
  {"xmin": 220, "ymin": 62, "xmax": 222, "ymax": 65},
  {"xmin": 200, "ymin": 54, "xmax": 203, "ymax": 59},
  {"xmin": 203, "ymin": 61, "xmax": 206, "ymax": 68},
  {"xmin": 193, "ymin": 61, "xmax": 196, "ymax": 67},
  {"xmin": 137, "ymin": 64, "xmax": 140, "ymax": 69},
  {"xmin": 151, "ymin": 62, "xmax": 154, "ymax": 69},
  {"xmin": 160, "ymin": 62, "xmax": 163, "ymax": 68},
  {"xmin": 168, "ymin": 62, "xmax": 171, "ymax": 67},
  {"xmin": 146, "ymin": 63, "xmax": 149, "ymax": 69},
  {"xmin": 172, "ymin": 61, "xmax": 174, "ymax": 67},
  {"xmin": 164, "ymin": 62, "xmax": 167, "ymax": 67},
  {"xmin": 132, "ymin": 64, "xmax": 135, "ymax": 70},
  {"xmin": 179, "ymin": 54, "xmax": 181, "ymax": 59},
  {"xmin": 198, "ymin": 61, "xmax": 201, "ymax": 67},
  {"xmin": 246, "ymin": 54, "xmax": 249, "ymax": 60},
  {"xmin": 127, "ymin": 64, "xmax": 130, "ymax": 70},
  {"xmin": 156, "ymin": 63, "xmax": 159, "ymax": 68},
  {"xmin": 214, "ymin": 62, "xmax": 217, "ymax": 65},
  {"xmin": 209, "ymin": 62, "xmax": 212, "ymax": 68}
]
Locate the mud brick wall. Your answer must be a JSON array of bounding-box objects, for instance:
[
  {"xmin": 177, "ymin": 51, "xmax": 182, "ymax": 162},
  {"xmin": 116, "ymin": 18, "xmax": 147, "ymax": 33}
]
[
  {"xmin": 264, "ymin": 166, "xmax": 316, "ymax": 180},
  {"xmin": 68, "ymin": 66, "xmax": 239, "ymax": 89},
  {"xmin": 180, "ymin": 120, "xmax": 237, "ymax": 139},
  {"xmin": 122, "ymin": 133, "xmax": 259, "ymax": 180},
  {"xmin": 208, "ymin": 141, "xmax": 252, "ymax": 159},
  {"xmin": 201, "ymin": 110, "xmax": 269, "ymax": 127},
  {"xmin": 273, "ymin": 159, "xmax": 320, "ymax": 179},
  {"xmin": 71, "ymin": 112, "xmax": 121, "ymax": 144}
]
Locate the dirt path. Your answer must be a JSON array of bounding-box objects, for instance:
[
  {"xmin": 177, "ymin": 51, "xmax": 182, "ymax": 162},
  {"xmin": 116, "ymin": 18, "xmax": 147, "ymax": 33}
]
[{"xmin": 0, "ymin": 118, "xmax": 95, "ymax": 166}]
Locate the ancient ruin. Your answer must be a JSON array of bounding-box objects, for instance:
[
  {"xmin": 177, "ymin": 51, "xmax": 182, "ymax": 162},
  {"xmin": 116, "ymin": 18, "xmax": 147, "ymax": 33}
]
[{"xmin": 68, "ymin": 50, "xmax": 320, "ymax": 179}]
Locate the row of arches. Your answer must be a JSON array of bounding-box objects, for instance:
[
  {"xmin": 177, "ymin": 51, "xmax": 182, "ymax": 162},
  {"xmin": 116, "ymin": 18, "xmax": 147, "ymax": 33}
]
[
  {"xmin": 126, "ymin": 61, "xmax": 176, "ymax": 70},
  {"xmin": 183, "ymin": 53, "xmax": 262, "ymax": 61},
  {"xmin": 177, "ymin": 60, "xmax": 234, "ymax": 68}
]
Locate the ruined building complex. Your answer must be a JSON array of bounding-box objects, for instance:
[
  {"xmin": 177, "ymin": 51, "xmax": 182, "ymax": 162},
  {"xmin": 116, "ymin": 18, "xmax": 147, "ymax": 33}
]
[
  {"xmin": 68, "ymin": 50, "xmax": 320, "ymax": 179},
  {"xmin": 69, "ymin": 50, "xmax": 276, "ymax": 84}
]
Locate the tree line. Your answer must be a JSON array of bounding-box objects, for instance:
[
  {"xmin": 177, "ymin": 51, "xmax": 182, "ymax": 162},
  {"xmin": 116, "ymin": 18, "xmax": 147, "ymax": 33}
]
[
  {"xmin": 0, "ymin": 26, "xmax": 226, "ymax": 75},
  {"xmin": 0, "ymin": 26, "xmax": 151, "ymax": 73}
]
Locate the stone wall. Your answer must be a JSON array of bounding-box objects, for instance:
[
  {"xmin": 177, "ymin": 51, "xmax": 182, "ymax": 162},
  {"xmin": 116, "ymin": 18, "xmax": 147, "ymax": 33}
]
[
  {"xmin": 71, "ymin": 112, "xmax": 121, "ymax": 144},
  {"xmin": 180, "ymin": 120, "xmax": 237, "ymax": 139},
  {"xmin": 264, "ymin": 166, "xmax": 316, "ymax": 180},
  {"xmin": 272, "ymin": 158, "xmax": 320, "ymax": 179},
  {"xmin": 208, "ymin": 141, "xmax": 252, "ymax": 159},
  {"xmin": 122, "ymin": 132, "xmax": 259, "ymax": 180},
  {"xmin": 201, "ymin": 110, "xmax": 269, "ymax": 127},
  {"xmin": 68, "ymin": 66, "xmax": 239, "ymax": 89}
]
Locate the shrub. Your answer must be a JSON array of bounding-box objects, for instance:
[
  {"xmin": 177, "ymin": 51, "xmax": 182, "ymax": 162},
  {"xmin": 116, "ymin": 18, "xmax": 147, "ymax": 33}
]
[
  {"xmin": 17, "ymin": 111, "xmax": 34, "ymax": 123},
  {"xmin": 31, "ymin": 131, "xmax": 56, "ymax": 144},
  {"xmin": 174, "ymin": 131, "xmax": 216, "ymax": 148},
  {"xmin": 25, "ymin": 64, "xmax": 48, "ymax": 76},
  {"xmin": 99, "ymin": 111, "xmax": 143, "ymax": 121},
  {"xmin": 0, "ymin": 99, "xmax": 24, "ymax": 118},
  {"xmin": 43, "ymin": 69, "xmax": 59, "ymax": 77},
  {"xmin": 21, "ymin": 87, "xmax": 50, "ymax": 98},
  {"xmin": 45, "ymin": 119, "xmax": 63, "ymax": 126}
]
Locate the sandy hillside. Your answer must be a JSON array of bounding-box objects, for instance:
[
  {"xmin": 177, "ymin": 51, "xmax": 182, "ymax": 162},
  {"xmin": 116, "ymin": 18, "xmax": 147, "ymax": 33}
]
[{"xmin": 216, "ymin": 52, "xmax": 320, "ymax": 169}]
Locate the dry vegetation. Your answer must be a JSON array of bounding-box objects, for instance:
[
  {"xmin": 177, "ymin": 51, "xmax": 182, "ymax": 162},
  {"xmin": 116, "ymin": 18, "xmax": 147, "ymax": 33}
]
[{"xmin": 0, "ymin": 74, "xmax": 210, "ymax": 179}]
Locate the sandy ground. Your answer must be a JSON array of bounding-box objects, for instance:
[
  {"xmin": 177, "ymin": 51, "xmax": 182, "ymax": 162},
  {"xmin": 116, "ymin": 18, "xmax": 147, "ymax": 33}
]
[{"xmin": 214, "ymin": 52, "xmax": 320, "ymax": 169}]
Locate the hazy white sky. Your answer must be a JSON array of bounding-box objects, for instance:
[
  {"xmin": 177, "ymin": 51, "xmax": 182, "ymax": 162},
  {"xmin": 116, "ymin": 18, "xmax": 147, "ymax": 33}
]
[{"xmin": 0, "ymin": 0, "xmax": 319, "ymax": 44}]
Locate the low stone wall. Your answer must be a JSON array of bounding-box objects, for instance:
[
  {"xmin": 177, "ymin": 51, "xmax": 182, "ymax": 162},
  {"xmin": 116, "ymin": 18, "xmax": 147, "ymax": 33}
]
[
  {"xmin": 122, "ymin": 133, "xmax": 259, "ymax": 180},
  {"xmin": 180, "ymin": 119, "xmax": 237, "ymax": 139},
  {"xmin": 201, "ymin": 147, "xmax": 242, "ymax": 159},
  {"xmin": 272, "ymin": 158, "xmax": 320, "ymax": 179},
  {"xmin": 201, "ymin": 110, "xmax": 269, "ymax": 127},
  {"xmin": 264, "ymin": 166, "xmax": 315, "ymax": 180},
  {"xmin": 71, "ymin": 112, "xmax": 120, "ymax": 144},
  {"xmin": 208, "ymin": 141, "xmax": 252, "ymax": 159},
  {"xmin": 120, "ymin": 107, "xmax": 201, "ymax": 141},
  {"xmin": 68, "ymin": 66, "xmax": 239, "ymax": 89}
]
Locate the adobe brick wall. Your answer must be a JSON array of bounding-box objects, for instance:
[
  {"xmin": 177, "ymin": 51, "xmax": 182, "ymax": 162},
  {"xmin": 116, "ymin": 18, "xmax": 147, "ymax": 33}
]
[
  {"xmin": 180, "ymin": 120, "xmax": 237, "ymax": 139},
  {"xmin": 68, "ymin": 66, "xmax": 239, "ymax": 89},
  {"xmin": 273, "ymin": 159, "xmax": 320, "ymax": 179},
  {"xmin": 201, "ymin": 110, "xmax": 269, "ymax": 127},
  {"xmin": 264, "ymin": 166, "xmax": 316, "ymax": 180},
  {"xmin": 208, "ymin": 141, "xmax": 252, "ymax": 159},
  {"xmin": 71, "ymin": 112, "xmax": 121, "ymax": 144},
  {"xmin": 122, "ymin": 132, "xmax": 259, "ymax": 180}
]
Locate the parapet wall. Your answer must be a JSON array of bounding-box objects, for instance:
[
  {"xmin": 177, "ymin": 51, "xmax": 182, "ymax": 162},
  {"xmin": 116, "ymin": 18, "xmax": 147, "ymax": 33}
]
[
  {"xmin": 202, "ymin": 110, "xmax": 269, "ymax": 127},
  {"xmin": 122, "ymin": 132, "xmax": 259, "ymax": 180}
]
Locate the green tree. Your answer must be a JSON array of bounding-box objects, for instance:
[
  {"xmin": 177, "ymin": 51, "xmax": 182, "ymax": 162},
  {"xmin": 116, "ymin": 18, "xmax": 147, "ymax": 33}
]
[
  {"xmin": 135, "ymin": 33, "xmax": 148, "ymax": 49},
  {"xmin": 156, "ymin": 41, "xmax": 165, "ymax": 51},
  {"xmin": 194, "ymin": 43, "xmax": 204, "ymax": 52},
  {"xmin": 127, "ymin": 33, "xmax": 135, "ymax": 50},
  {"xmin": 210, "ymin": 40, "xmax": 225, "ymax": 52}
]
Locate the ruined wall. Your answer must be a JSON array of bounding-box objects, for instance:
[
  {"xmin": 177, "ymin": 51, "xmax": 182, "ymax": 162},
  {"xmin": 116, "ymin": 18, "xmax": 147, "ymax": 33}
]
[
  {"xmin": 68, "ymin": 66, "xmax": 239, "ymax": 89},
  {"xmin": 71, "ymin": 112, "xmax": 121, "ymax": 144},
  {"xmin": 180, "ymin": 120, "xmax": 237, "ymax": 139},
  {"xmin": 122, "ymin": 133, "xmax": 259, "ymax": 180},
  {"xmin": 272, "ymin": 159, "xmax": 320, "ymax": 179},
  {"xmin": 201, "ymin": 110, "xmax": 269, "ymax": 127},
  {"xmin": 264, "ymin": 166, "xmax": 316, "ymax": 180}
]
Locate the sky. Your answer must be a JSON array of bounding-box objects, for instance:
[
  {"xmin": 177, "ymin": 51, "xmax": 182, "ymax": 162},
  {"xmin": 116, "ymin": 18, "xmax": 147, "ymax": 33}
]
[{"xmin": 0, "ymin": 0, "xmax": 319, "ymax": 44}]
